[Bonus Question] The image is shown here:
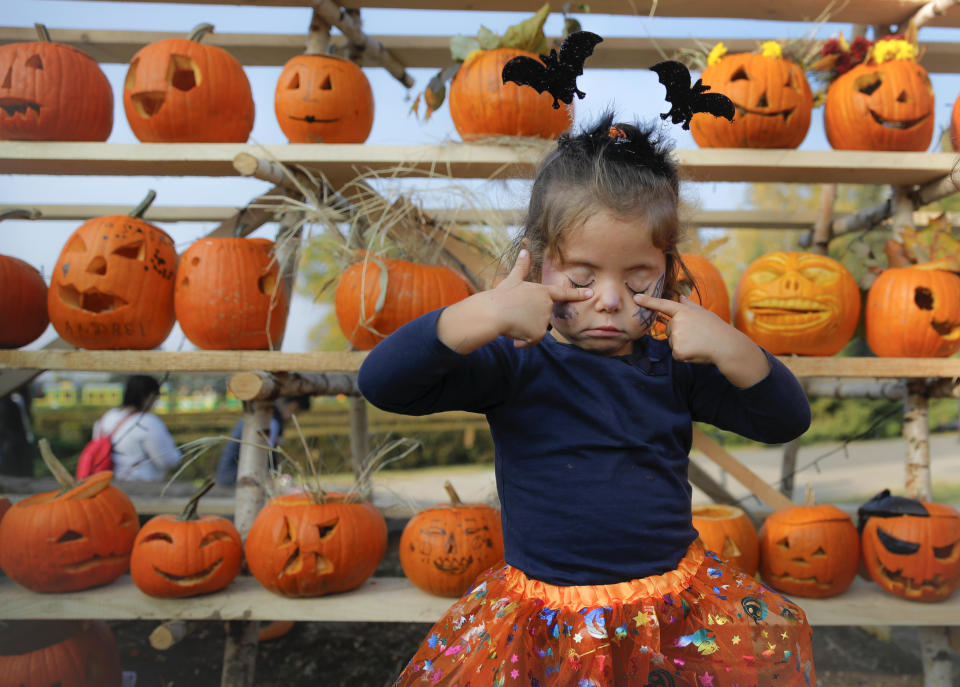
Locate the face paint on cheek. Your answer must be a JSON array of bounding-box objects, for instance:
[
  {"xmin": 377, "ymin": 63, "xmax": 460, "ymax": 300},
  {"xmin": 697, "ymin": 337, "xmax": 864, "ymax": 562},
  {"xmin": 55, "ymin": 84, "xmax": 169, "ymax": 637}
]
[
  {"xmin": 552, "ymin": 302, "xmax": 575, "ymax": 320},
  {"xmin": 634, "ymin": 273, "xmax": 665, "ymax": 330}
]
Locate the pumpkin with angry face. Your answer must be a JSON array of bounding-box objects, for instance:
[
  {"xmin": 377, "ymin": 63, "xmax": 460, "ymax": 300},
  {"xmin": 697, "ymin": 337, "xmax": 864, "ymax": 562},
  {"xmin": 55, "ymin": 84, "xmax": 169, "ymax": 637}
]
[
  {"xmin": 733, "ymin": 251, "xmax": 861, "ymax": 356},
  {"xmin": 244, "ymin": 492, "xmax": 387, "ymax": 597},
  {"xmin": 275, "ymin": 53, "xmax": 374, "ymax": 143},
  {"xmin": 759, "ymin": 503, "xmax": 860, "ymax": 598},
  {"xmin": 859, "ymin": 490, "xmax": 960, "ymax": 602}
]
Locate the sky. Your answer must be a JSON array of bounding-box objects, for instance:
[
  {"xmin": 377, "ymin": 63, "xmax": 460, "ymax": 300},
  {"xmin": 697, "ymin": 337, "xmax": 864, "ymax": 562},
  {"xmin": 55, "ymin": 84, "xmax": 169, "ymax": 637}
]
[{"xmin": 4, "ymin": 1, "xmax": 960, "ymax": 353}]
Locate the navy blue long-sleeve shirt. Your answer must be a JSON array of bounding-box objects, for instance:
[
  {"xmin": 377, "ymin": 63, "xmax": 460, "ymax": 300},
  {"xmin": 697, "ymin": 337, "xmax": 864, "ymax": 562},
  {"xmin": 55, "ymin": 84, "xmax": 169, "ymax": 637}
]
[{"xmin": 358, "ymin": 309, "xmax": 810, "ymax": 586}]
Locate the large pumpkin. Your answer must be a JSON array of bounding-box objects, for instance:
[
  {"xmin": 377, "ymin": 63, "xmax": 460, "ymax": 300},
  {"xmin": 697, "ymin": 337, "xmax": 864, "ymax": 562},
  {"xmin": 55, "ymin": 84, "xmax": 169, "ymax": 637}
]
[
  {"xmin": 691, "ymin": 503, "xmax": 758, "ymax": 576},
  {"xmin": 275, "ymin": 53, "xmax": 374, "ymax": 143},
  {"xmin": 0, "ymin": 620, "xmax": 122, "ymax": 687},
  {"xmin": 244, "ymin": 492, "xmax": 387, "ymax": 597},
  {"xmin": 824, "ymin": 57, "xmax": 934, "ymax": 151},
  {"xmin": 47, "ymin": 211, "xmax": 177, "ymax": 349},
  {"xmin": 759, "ymin": 503, "xmax": 860, "ymax": 598},
  {"xmin": 733, "ymin": 251, "xmax": 861, "ymax": 356},
  {"xmin": 0, "ymin": 254, "xmax": 49, "ymax": 348},
  {"xmin": 865, "ymin": 267, "xmax": 960, "ymax": 357},
  {"xmin": 0, "ymin": 471, "xmax": 139, "ymax": 592},
  {"xmin": 859, "ymin": 490, "xmax": 960, "ymax": 602},
  {"xmin": 130, "ymin": 481, "xmax": 243, "ymax": 598},
  {"xmin": 334, "ymin": 255, "xmax": 473, "ymax": 350},
  {"xmin": 175, "ymin": 237, "xmax": 289, "ymax": 350},
  {"xmin": 0, "ymin": 24, "xmax": 112, "ymax": 141},
  {"xmin": 692, "ymin": 46, "xmax": 812, "ymax": 149},
  {"xmin": 400, "ymin": 481, "xmax": 504, "ymax": 597},
  {"xmin": 123, "ymin": 24, "xmax": 254, "ymax": 143},
  {"xmin": 448, "ymin": 47, "xmax": 573, "ymax": 140}
]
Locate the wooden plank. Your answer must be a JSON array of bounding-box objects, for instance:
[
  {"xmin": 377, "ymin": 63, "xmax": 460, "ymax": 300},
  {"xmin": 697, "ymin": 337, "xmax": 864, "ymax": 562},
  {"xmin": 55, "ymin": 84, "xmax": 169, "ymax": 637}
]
[
  {"xmin": 46, "ymin": 0, "xmax": 960, "ymax": 29},
  {"xmin": 0, "ymin": 574, "xmax": 955, "ymax": 625},
  {"xmin": 0, "ymin": 204, "xmax": 239, "ymax": 223},
  {"xmin": 2, "ymin": 143, "xmax": 958, "ymax": 187}
]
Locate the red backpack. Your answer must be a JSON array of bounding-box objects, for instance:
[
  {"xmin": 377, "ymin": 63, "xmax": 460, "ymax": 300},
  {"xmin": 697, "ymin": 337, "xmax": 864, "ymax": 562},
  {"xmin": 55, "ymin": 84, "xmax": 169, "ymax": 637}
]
[{"xmin": 75, "ymin": 412, "xmax": 136, "ymax": 480}]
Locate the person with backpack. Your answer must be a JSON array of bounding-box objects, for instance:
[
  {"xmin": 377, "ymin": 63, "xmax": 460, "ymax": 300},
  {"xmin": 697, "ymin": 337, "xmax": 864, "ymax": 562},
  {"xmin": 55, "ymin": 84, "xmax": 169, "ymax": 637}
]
[{"xmin": 86, "ymin": 375, "xmax": 181, "ymax": 481}]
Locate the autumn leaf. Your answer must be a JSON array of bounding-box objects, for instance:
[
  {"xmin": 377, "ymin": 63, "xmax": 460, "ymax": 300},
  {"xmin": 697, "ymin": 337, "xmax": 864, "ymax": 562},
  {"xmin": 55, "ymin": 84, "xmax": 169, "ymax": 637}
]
[{"xmin": 501, "ymin": 3, "xmax": 551, "ymax": 55}]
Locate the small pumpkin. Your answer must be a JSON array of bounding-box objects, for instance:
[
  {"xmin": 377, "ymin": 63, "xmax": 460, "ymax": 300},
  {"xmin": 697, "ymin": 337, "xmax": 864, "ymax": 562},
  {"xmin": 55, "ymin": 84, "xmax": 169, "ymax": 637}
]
[
  {"xmin": 858, "ymin": 490, "xmax": 960, "ymax": 602},
  {"xmin": 449, "ymin": 47, "xmax": 573, "ymax": 141},
  {"xmin": 691, "ymin": 503, "xmax": 758, "ymax": 576},
  {"xmin": 759, "ymin": 501, "xmax": 860, "ymax": 598},
  {"xmin": 0, "ymin": 253, "xmax": 49, "ymax": 348},
  {"xmin": 950, "ymin": 92, "xmax": 960, "ymax": 150},
  {"xmin": 0, "ymin": 24, "xmax": 113, "ymax": 142},
  {"xmin": 334, "ymin": 254, "xmax": 473, "ymax": 350},
  {"xmin": 400, "ymin": 481, "xmax": 504, "ymax": 597},
  {"xmin": 275, "ymin": 53, "xmax": 374, "ymax": 143},
  {"xmin": 0, "ymin": 620, "xmax": 122, "ymax": 687},
  {"xmin": 175, "ymin": 237, "xmax": 289, "ymax": 350},
  {"xmin": 692, "ymin": 43, "xmax": 812, "ymax": 149},
  {"xmin": 244, "ymin": 491, "xmax": 387, "ymax": 597},
  {"xmin": 123, "ymin": 23, "xmax": 254, "ymax": 143},
  {"xmin": 865, "ymin": 267, "xmax": 960, "ymax": 357},
  {"xmin": 0, "ymin": 442, "xmax": 139, "ymax": 593},
  {"xmin": 130, "ymin": 481, "xmax": 243, "ymax": 598},
  {"xmin": 733, "ymin": 251, "xmax": 861, "ymax": 356}
]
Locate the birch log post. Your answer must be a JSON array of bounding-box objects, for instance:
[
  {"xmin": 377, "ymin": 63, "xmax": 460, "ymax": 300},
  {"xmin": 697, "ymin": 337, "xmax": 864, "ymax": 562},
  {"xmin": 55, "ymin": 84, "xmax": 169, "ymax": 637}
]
[
  {"xmin": 349, "ymin": 396, "xmax": 371, "ymax": 499},
  {"xmin": 229, "ymin": 371, "xmax": 360, "ymax": 400}
]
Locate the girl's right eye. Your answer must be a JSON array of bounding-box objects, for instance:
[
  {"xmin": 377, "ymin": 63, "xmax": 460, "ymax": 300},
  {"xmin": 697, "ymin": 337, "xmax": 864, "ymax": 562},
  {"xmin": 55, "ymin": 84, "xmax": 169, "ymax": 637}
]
[{"xmin": 568, "ymin": 277, "xmax": 593, "ymax": 288}]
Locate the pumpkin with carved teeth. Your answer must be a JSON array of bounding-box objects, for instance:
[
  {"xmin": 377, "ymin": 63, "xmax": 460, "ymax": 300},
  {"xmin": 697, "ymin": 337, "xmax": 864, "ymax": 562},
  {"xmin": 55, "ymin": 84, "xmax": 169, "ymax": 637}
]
[{"xmin": 859, "ymin": 490, "xmax": 960, "ymax": 602}]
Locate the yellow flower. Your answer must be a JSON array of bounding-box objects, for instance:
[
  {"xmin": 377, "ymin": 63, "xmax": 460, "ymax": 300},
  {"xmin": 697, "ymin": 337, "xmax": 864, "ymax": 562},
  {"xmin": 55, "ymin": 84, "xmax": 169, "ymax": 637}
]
[
  {"xmin": 873, "ymin": 38, "xmax": 918, "ymax": 64},
  {"xmin": 707, "ymin": 42, "xmax": 728, "ymax": 66},
  {"xmin": 760, "ymin": 41, "xmax": 783, "ymax": 59}
]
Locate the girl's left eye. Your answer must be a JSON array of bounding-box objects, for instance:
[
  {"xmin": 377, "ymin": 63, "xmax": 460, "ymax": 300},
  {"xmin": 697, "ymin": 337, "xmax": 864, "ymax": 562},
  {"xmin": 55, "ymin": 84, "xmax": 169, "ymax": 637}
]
[{"xmin": 567, "ymin": 277, "xmax": 593, "ymax": 288}]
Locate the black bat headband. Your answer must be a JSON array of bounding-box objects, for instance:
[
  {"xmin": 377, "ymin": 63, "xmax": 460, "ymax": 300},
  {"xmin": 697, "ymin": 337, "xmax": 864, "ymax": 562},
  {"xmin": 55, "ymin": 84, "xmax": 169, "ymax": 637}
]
[
  {"xmin": 649, "ymin": 60, "xmax": 735, "ymax": 130},
  {"xmin": 501, "ymin": 31, "xmax": 603, "ymax": 109}
]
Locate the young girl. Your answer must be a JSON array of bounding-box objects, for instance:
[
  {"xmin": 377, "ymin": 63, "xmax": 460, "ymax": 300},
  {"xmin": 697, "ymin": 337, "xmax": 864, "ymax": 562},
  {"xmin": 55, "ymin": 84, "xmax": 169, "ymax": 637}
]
[{"xmin": 358, "ymin": 112, "xmax": 815, "ymax": 687}]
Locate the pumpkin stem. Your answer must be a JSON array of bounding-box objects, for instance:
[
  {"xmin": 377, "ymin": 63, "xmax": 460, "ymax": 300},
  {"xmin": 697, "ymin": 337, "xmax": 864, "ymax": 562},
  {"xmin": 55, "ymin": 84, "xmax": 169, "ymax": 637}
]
[
  {"xmin": 34, "ymin": 23, "xmax": 52, "ymax": 42},
  {"xmin": 188, "ymin": 23, "xmax": 215, "ymax": 43},
  {"xmin": 39, "ymin": 438, "xmax": 76, "ymax": 490},
  {"xmin": 180, "ymin": 479, "xmax": 216, "ymax": 521},
  {"xmin": 804, "ymin": 483, "xmax": 816, "ymax": 506},
  {"xmin": 130, "ymin": 189, "xmax": 157, "ymax": 219},
  {"xmin": 304, "ymin": 9, "xmax": 331, "ymax": 56},
  {"xmin": 444, "ymin": 480, "xmax": 462, "ymax": 506}
]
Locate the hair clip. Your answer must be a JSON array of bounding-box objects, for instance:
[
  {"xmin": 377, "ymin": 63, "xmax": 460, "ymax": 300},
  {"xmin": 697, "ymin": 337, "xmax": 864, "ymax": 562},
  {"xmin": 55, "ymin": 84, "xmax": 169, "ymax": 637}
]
[
  {"xmin": 649, "ymin": 60, "xmax": 735, "ymax": 130},
  {"xmin": 502, "ymin": 31, "xmax": 603, "ymax": 109},
  {"xmin": 608, "ymin": 126, "xmax": 628, "ymax": 140}
]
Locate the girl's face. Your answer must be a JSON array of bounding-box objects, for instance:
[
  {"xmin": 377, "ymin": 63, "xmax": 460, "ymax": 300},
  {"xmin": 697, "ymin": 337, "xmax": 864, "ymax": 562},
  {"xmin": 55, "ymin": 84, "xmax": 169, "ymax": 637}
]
[{"xmin": 541, "ymin": 208, "xmax": 667, "ymax": 357}]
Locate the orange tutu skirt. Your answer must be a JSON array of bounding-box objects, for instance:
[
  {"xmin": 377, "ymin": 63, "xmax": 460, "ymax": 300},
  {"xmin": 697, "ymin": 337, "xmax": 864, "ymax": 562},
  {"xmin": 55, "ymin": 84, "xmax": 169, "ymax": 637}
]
[{"xmin": 394, "ymin": 540, "xmax": 816, "ymax": 686}]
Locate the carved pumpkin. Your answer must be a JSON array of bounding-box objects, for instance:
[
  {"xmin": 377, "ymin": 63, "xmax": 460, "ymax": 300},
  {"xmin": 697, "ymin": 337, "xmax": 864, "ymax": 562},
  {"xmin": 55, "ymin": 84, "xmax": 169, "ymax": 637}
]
[
  {"xmin": 275, "ymin": 53, "xmax": 374, "ymax": 143},
  {"xmin": 865, "ymin": 267, "xmax": 960, "ymax": 357},
  {"xmin": 951, "ymin": 92, "xmax": 960, "ymax": 150},
  {"xmin": 244, "ymin": 492, "xmax": 387, "ymax": 597},
  {"xmin": 691, "ymin": 504, "xmax": 758, "ymax": 576},
  {"xmin": 0, "ymin": 620, "xmax": 122, "ymax": 687},
  {"xmin": 733, "ymin": 251, "xmax": 861, "ymax": 356},
  {"xmin": 449, "ymin": 47, "xmax": 573, "ymax": 141},
  {"xmin": 0, "ymin": 471, "xmax": 139, "ymax": 592},
  {"xmin": 692, "ymin": 49, "xmax": 812, "ymax": 149},
  {"xmin": 47, "ymin": 209, "xmax": 176, "ymax": 350},
  {"xmin": 175, "ymin": 237, "xmax": 288, "ymax": 350},
  {"xmin": 130, "ymin": 481, "xmax": 242, "ymax": 598},
  {"xmin": 759, "ymin": 503, "xmax": 860, "ymax": 598},
  {"xmin": 859, "ymin": 490, "xmax": 960, "ymax": 602},
  {"xmin": 824, "ymin": 59, "xmax": 934, "ymax": 152},
  {"xmin": 0, "ymin": 24, "xmax": 112, "ymax": 141},
  {"xmin": 0, "ymin": 254, "xmax": 49, "ymax": 348},
  {"xmin": 123, "ymin": 24, "xmax": 254, "ymax": 143},
  {"xmin": 400, "ymin": 481, "xmax": 504, "ymax": 597},
  {"xmin": 334, "ymin": 254, "xmax": 473, "ymax": 350}
]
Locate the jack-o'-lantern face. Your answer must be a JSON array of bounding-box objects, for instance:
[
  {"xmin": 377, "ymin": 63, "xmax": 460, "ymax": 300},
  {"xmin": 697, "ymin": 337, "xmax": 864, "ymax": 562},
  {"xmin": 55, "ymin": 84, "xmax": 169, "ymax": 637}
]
[
  {"xmin": 244, "ymin": 494, "xmax": 387, "ymax": 597},
  {"xmin": 47, "ymin": 215, "xmax": 177, "ymax": 349},
  {"xmin": 123, "ymin": 29, "xmax": 254, "ymax": 143},
  {"xmin": 825, "ymin": 60, "xmax": 934, "ymax": 151},
  {"xmin": 274, "ymin": 54, "xmax": 374, "ymax": 143},
  {"xmin": 692, "ymin": 53, "xmax": 813, "ymax": 148},
  {"xmin": 859, "ymin": 490, "xmax": 960, "ymax": 602},
  {"xmin": 733, "ymin": 251, "xmax": 861, "ymax": 355},
  {"xmin": 759, "ymin": 504, "xmax": 860, "ymax": 598}
]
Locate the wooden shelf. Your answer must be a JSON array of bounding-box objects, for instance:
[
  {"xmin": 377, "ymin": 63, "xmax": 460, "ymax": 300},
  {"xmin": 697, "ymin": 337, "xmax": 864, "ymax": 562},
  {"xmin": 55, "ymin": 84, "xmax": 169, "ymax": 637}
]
[
  {"xmin": 58, "ymin": 0, "xmax": 960, "ymax": 30},
  {"xmin": 2, "ymin": 143, "xmax": 957, "ymax": 187},
  {"xmin": 0, "ymin": 574, "xmax": 955, "ymax": 626}
]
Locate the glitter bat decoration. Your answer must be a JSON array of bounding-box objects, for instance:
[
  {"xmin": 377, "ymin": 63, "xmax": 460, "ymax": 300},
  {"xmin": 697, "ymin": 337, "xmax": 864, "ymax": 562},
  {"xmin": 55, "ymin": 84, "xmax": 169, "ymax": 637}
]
[
  {"xmin": 501, "ymin": 31, "xmax": 604, "ymax": 109},
  {"xmin": 649, "ymin": 60, "xmax": 735, "ymax": 130}
]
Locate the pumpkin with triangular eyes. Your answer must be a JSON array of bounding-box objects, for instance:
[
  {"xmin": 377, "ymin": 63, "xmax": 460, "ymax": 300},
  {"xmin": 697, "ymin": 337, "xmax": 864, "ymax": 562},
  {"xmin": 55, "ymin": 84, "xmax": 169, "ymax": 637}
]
[
  {"xmin": 759, "ymin": 503, "xmax": 860, "ymax": 598},
  {"xmin": 859, "ymin": 490, "xmax": 960, "ymax": 602},
  {"xmin": 244, "ymin": 492, "xmax": 387, "ymax": 597},
  {"xmin": 692, "ymin": 504, "xmax": 758, "ymax": 576}
]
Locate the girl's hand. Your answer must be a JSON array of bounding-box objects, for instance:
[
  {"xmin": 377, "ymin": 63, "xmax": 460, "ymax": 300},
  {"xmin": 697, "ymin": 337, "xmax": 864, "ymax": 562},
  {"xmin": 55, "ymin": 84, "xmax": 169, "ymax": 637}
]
[{"xmin": 633, "ymin": 293, "xmax": 770, "ymax": 387}]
